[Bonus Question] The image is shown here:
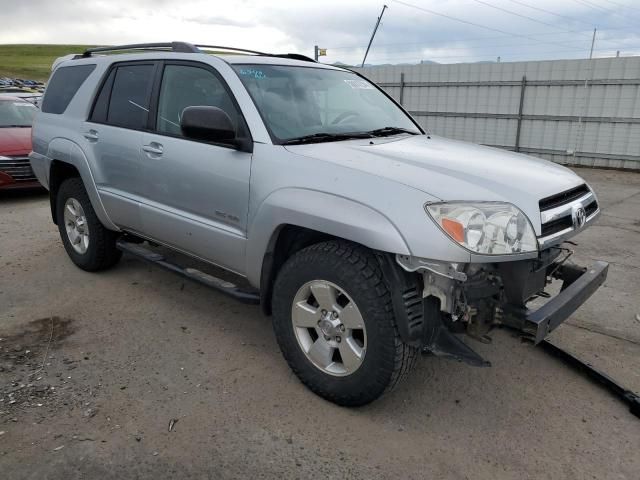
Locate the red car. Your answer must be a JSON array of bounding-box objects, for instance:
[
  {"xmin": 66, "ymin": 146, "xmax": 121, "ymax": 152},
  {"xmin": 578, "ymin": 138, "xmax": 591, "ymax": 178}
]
[{"xmin": 0, "ymin": 95, "xmax": 40, "ymax": 189}]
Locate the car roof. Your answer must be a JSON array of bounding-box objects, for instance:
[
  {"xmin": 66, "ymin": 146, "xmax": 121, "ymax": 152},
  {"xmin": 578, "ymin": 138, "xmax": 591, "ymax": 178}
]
[{"xmin": 61, "ymin": 52, "xmax": 345, "ymax": 71}]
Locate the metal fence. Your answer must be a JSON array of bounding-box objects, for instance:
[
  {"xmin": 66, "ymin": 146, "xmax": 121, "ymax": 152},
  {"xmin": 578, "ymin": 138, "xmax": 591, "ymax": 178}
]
[{"xmin": 356, "ymin": 57, "xmax": 640, "ymax": 170}]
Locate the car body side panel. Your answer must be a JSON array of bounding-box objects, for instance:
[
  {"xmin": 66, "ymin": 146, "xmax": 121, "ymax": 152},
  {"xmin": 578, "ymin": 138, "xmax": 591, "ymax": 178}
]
[
  {"xmin": 42, "ymin": 136, "xmax": 119, "ymax": 230},
  {"xmin": 244, "ymin": 143, "xmax": 472, "ymax": 287},
  {"xmin": 245, "ymin": 187, "xmax": 411, "ymax": 285}
]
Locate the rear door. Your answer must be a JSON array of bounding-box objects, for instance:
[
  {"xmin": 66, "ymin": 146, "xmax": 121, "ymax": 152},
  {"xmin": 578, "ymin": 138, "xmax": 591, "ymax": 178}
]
[
  {"xmin": 84, "ymin": 61, "xmax": 158, "ymax": 230},
  {"xmin": 138, "ymin": 61, "xmax": 253, "ymax": 274}
]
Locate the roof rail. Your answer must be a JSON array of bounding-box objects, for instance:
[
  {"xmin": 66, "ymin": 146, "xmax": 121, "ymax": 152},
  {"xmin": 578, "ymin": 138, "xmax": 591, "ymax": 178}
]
[
  {"xmin": 81, "ymin": 42, "xmax": 199, "ymax": 57},
  {"xmin": 195, "ymin": 45, "xmax": 268, "ymax": 55},
  {"xmin": 270, "ymin": 53, "xmax": 316, "ymax": 63},
  {"xmin": 78, "ymin": 41, "xmax": 317, "ymax": 63},
  {"xmin": 196, "ymin": 45, "xmax": 316, "ymax": 63}
]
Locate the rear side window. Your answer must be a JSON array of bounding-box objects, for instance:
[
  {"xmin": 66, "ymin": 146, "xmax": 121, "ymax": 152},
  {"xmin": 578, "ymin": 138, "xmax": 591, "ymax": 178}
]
[
  {"xmin": 104, "ymin": 64, "xmax": 155, "ymax": 130},
  {"xmin": 41, "ymin": 64, "xmax": 96, "ymax": 114},
  {"xmin": 90, "ymin": 69, "xmax": 115, "ymax": 123}
]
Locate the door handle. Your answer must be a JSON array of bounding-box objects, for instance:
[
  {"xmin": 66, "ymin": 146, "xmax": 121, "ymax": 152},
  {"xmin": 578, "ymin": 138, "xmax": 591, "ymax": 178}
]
[
  {"xmin": 83, "ymin": 129, "xmax": 99, "ymax": 141},
  {"xmin": 142, "ymin": 143, "xmax": 164, "ymax": 156}
]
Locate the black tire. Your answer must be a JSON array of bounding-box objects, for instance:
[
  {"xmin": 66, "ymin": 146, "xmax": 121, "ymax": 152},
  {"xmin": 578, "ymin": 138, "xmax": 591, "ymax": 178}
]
[
  {"xmin": 272, "ymin": 241, "xmax": 418, "ymax": 406},
  {"xmin": 56, "ymin": 177, "xmax": 122, "ymax": 271}
]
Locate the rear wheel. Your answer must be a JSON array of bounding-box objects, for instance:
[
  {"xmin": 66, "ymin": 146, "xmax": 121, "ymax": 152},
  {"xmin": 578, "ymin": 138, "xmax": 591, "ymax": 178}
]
[
  {"xmin": 56, "ymin": 177, "xmax": 121, "ymax": 271},
  {"xmin": 272, "ymin": 241, "xmax": 418, "ymax": 406}
]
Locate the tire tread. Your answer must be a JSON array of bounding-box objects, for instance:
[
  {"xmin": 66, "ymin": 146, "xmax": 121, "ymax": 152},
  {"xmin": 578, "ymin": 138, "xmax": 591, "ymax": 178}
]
[{"xmin": 272, "ymin": 240, "xmax": 418, "ymax": 406}]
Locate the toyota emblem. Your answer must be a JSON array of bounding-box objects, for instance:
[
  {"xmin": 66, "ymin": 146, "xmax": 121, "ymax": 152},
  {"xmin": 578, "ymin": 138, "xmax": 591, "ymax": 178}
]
[{"xmin": 572, "ymin": 205, "xmax": 587, "ymax": 229}]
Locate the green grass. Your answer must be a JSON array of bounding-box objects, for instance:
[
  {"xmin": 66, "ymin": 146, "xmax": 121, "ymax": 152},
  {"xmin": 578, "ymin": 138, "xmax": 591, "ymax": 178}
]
[{"xmin": 0, "ymin": 44, "xmax": 94, "ymax": 81}]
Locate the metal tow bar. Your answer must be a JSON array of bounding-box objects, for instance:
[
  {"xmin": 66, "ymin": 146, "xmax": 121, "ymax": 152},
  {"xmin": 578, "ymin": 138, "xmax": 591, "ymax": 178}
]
[{"xmin": 540, "ymin": 340, "xmax": 640, "ymax": 419}]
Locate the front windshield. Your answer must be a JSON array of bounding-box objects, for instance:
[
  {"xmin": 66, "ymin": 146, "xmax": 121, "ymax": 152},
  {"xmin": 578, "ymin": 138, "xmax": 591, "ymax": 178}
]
[
  {"xmin": 0, "ymin": 100, "xmax": 37, "ymax": 127},
  {"xmin": 232, "ymin": 64, "xmax": 421, "ymax": 142}
]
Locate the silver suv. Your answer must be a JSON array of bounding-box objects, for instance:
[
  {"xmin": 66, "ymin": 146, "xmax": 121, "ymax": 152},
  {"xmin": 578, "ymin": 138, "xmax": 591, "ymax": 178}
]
[{"xmin": 30, "ymin": 42, "xmax": 608, "ymax": 406}]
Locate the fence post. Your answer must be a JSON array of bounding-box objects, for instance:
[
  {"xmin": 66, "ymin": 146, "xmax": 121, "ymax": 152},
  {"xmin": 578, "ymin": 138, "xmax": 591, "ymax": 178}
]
[
  {"xmin": 515, "ymin": 75, "xmax": 527, "ymax": 152},
  {"xmin": 399, "ymin": 72, "xmax": 405, "ymax": 106}
]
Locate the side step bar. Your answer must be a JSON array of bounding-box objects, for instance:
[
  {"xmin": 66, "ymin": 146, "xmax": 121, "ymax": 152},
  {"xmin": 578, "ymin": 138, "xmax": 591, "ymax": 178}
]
[{"xmin": 116, "ymin": 240, "xmax": 261, "ymax": 305}]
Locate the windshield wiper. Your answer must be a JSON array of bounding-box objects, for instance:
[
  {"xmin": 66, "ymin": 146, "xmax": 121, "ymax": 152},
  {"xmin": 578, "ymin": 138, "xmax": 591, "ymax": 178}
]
[
  {"xmin": 365, "ymin": 126, "xmax": 419, "ymax": 137},
  {"xmin": 282, "ymin": 132, "xmax": 371, "ymax": 145},
  {"xmin": 0, "ymin": 124, "xmax": 30, "ymax": 128}
]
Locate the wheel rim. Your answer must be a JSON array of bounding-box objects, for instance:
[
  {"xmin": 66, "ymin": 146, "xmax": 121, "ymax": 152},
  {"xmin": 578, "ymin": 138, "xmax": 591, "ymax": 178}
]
[
  {"xmin": 291, "ymin": 280, "xmax": 367, "ymax": 377},
  {"xmin": 63, "ymin": 198, "xmax": 89, "ymax": 254}
]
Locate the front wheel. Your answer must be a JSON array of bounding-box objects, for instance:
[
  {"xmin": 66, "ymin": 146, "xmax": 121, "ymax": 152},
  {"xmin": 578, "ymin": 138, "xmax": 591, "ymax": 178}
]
[
  {"xmin": 272, "ymin": 241, "xmax": 418, "ymax": 406},
  {"xmin": 56, "ymin": 177, "xmax": 122, "ymax": 271}
]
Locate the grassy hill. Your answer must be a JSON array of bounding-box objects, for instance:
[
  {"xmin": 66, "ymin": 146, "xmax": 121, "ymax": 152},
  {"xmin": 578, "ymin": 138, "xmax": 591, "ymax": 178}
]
[{"xmin": 0, "ymin": 44, "xmax": 93, "ymax": 81}]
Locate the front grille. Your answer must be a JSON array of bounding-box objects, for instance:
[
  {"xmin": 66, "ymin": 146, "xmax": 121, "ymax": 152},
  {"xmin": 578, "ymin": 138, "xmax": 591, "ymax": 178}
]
[
  {"xmin": 539, "ymin": 184, "xmax": 598, "ymax": 241},
  {"xmin": 541, "ymin": 215, "xmax": 573, "ymax": 237},
  {"xmin": 539, "ymin": 184, "xmax": 590, "ymax": 211},
  {"xmin": 0, "ymin": 156, "xmax": 36, "ymax": 182}
]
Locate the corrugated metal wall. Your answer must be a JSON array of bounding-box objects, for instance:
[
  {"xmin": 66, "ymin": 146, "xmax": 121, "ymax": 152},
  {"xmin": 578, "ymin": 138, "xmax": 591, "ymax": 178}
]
[{"xmin": 356, "ymin": 57, "xmax": 640, "ymax": 170}]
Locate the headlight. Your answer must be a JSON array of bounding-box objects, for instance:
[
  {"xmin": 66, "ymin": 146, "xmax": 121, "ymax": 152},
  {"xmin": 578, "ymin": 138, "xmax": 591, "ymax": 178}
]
[{"xmin": 425, "ymin": 202, "xmax": 538, "ymax": 255}]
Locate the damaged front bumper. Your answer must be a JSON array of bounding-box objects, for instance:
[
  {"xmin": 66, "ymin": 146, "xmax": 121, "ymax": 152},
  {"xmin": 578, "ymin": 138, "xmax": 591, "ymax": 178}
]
[
  {"xmin": 501, "ymin": 261, "xmax": 609, "ymax": 344},
  {"xmin": 386, "ymin": 251, "xmax": 609, "ymax": 366}
]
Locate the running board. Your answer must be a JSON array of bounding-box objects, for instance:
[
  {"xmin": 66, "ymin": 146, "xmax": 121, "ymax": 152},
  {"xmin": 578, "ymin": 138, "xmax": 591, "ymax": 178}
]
[{"xmin": 116, "ymin": 240, "xmax": 261, "ymax": 305}]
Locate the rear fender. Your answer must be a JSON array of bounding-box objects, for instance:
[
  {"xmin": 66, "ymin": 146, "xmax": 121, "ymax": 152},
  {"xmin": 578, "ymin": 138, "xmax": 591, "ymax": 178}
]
[{"xmin": 47, "ymin": 137, "xmax": 118, "ymax": 231}]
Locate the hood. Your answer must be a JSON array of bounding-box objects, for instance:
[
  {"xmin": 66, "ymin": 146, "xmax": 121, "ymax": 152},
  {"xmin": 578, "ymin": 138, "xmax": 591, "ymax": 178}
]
[
  {"xmin": 286, "ymin": 135, "xmax": 584, "ymax": 230},
  {"xmin": 0, "ymin": 127, "xmax": 32, "ymax": 156}
]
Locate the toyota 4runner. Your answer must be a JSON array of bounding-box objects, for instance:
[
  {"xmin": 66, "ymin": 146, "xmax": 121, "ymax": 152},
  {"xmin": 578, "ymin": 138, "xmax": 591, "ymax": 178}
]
[{"xmin": 30, "ymin": 42, "xmax": 608, "ymax": 406}]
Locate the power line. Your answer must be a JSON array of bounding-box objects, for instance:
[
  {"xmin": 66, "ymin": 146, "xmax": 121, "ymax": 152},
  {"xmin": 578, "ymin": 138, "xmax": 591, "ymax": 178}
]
[
  {"xmin": 572, "ymin": 0, "xmax": 640, "ymax": 26},
  {"xmin": 573, "ymin": 0, "xmax": 615, "ymax": 13},
  {"xmin": 327, "ymin": 36, "xmax": 627, "ymax": 53},
  {"xmin": 328, "ymin": 28, "xmax": 602, "ymax": 50},
  {"xmin": 505, "ymin": 0, "xmax": 595, "ymax": 27},
  {"xmin": 600, "ymin": 0, "xmax": 640, "ymax": 14},
  {"xmin": 469, "ymin": 0, "xmax": 591, "ymax": 36},
  {"xmin": 391, "ymin": 0, "xmax": 594, "ymax": 50}
]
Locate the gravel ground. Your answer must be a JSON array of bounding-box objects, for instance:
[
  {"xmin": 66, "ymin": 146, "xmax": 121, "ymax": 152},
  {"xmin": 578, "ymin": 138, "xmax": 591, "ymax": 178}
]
[{"xmin": 1, "ymin": 167, "xmax": 639, "ymax": 479}]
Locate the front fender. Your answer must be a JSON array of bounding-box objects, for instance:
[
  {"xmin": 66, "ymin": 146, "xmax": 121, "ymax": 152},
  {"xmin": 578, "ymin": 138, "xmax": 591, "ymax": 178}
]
[
  {"xmin": 245, "ymin": 188, "xmax": 411, "ymax": 286},
  {"xmin": 46, "ymin": 137, "xmax": 118, "ymax": 231}
]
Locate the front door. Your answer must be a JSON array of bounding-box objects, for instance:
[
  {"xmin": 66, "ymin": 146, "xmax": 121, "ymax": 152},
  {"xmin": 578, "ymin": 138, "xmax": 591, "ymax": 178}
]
[{"xmin": 139, "ymin": 62, "xmax": 252, "ymax": 275}]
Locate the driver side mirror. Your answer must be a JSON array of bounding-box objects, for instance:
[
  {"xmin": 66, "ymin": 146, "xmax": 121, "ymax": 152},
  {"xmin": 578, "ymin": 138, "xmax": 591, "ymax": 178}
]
[{"xmin": 180, "ymin": 106, "xmax": 236, "ymax": 144}]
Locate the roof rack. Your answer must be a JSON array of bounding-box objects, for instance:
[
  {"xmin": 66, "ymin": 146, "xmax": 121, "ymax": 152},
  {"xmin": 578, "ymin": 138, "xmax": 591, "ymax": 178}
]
[
  {"xmin": 270, "ymin": 53, "xmax": 316, "ymax": 63},
  {"xmin": 81, "ymin": 42, "xmax": 199, "ymax": 57},
  {"xmin": 79, "ymin": 41, "xmax": 317, "ymax": 63},
  {"xmin": 193, "ymin": 45, "xmax": 316, "ymax": 62},
  {"xmin": 195, "ymin": 45, "xmax": 267, "ymax": 55}
]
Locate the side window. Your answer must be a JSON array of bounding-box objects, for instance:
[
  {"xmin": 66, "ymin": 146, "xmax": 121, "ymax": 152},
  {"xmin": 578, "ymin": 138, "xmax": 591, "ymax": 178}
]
[
  {"xmin": 41, "ymin": 64, "xmax": 96, "ymax": 114},
  {"xmin": 156, "ymin": 65, "xmax": 240, "ymax": 138},
  {"xmin": 105, "ymin": 64, "xmax": 155, "ymax": 129},
  {"xmin": 90, "ymin": 69, "xmax": 115, "ymax": 123}
]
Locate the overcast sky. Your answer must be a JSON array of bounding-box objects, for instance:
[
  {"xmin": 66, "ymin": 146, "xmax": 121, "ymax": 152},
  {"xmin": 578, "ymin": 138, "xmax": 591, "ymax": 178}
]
[{"xmin": 2, "ymin": 0, "xmax": 640, "ymax": 65}]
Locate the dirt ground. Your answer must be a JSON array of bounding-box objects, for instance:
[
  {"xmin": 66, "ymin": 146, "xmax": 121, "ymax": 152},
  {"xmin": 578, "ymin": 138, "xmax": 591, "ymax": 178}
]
[{"xmin": 1, "ymin": 167, "xmax": 639, "ymax": 479}]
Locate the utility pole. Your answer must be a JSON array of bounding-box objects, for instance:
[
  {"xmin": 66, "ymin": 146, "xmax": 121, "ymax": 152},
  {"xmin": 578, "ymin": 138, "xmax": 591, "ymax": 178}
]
[
  {"xmin": 589, "ymin": 27, "xmax": 597, "ymax": 60},
  {"xmin": 361, "ymin": 4, "xmax": 388, "ymax": 68},
  {"xmin": 314, "ymin": 45, "xmax": 319, "ymax": 62}
]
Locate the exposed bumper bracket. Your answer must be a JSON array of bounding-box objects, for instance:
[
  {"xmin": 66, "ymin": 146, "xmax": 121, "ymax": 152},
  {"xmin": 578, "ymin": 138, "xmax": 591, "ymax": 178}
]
[
  {"xmin": 421, "ymin": 297, "xmax": 491, "ymax": 367},
  {"xmin": 502, "ymin": 261, "xmax": 609, "ymax": 344}
]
